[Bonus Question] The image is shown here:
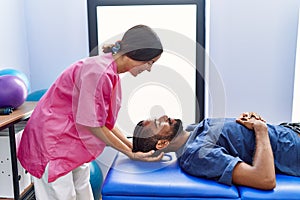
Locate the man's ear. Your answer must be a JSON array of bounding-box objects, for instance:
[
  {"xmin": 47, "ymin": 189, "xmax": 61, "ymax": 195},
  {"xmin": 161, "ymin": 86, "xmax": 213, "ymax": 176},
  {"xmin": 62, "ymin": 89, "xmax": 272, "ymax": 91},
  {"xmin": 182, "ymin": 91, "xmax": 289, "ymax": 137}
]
[{"xmin": 156, "ymin": 140, "xmax": 170, "ymax": 150}]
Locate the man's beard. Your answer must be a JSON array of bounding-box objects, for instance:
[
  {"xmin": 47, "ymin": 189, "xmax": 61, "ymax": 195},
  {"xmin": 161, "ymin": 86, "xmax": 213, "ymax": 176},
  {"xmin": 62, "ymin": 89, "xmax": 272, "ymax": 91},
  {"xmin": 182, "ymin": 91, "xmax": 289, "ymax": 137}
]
[{"xmin": 151, "ymin": 119, "xmax": 184, "ymax": 157}]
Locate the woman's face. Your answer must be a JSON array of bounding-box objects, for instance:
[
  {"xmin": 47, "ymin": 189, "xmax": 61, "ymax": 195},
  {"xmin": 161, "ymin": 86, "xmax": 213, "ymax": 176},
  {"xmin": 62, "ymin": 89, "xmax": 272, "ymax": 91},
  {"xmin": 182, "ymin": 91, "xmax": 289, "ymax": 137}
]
[{"xmin": 128, "ymin": 55, "xmax": 161, "ymax": 77}]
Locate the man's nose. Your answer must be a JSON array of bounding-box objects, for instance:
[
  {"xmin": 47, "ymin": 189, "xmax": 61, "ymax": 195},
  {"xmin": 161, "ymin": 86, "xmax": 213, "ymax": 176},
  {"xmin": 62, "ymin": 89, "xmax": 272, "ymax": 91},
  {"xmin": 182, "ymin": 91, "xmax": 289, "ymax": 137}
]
[{"xmin": 146, "ymin": 65, "xmax": 152, "ymax": 72}]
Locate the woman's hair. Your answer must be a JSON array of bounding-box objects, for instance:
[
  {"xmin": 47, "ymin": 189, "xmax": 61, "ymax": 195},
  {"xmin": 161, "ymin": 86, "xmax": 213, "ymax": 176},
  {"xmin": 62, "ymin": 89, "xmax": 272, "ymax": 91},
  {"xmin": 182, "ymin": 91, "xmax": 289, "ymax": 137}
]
[{"xmin": 103, "ymin": 25, "xmax": 163, "ymax": 61}]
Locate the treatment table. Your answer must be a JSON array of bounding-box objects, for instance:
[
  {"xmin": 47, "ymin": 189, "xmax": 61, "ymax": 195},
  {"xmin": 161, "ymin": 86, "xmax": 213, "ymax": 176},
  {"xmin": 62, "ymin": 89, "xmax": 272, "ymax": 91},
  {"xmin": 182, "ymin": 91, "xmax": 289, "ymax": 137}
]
[{"xmin": 102, "ymin": 152, "xmax": 300, "ymax": 200}]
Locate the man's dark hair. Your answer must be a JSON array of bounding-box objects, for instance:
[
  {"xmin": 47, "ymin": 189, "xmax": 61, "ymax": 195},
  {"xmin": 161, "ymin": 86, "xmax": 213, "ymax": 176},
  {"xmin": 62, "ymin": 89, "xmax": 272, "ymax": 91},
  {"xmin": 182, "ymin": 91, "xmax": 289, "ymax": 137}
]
[
  {"xmin": 132, "ymin": 121, "xmax": 160, "ymax": 152},
  {"xmin": 132, "ymin": 119, "xmax": 183, "ymax": 153}
]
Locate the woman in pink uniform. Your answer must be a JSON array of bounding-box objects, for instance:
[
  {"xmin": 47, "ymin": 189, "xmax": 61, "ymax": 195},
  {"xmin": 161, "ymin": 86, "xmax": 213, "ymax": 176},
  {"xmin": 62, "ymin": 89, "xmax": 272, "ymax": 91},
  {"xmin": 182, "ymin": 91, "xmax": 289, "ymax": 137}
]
[{"xmin": 18, "ymin": 24, "xmax": 163, "ymax": 200}]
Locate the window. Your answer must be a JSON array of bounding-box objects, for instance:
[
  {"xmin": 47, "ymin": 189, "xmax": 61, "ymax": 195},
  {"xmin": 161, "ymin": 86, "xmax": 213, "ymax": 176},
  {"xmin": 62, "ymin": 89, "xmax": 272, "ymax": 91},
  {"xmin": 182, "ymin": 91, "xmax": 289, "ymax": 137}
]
[{"xmin": 87, "ymin": 0, "xmax": 205, "ymax": 135}]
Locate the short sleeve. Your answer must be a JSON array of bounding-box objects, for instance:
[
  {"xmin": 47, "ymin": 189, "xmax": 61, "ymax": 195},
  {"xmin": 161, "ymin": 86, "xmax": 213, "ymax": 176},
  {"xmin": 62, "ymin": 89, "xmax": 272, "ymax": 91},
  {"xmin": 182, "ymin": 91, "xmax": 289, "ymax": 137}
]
[
  {"xmin": 75, "ymin": 71, "xmax": 113, "ymax": 127},
  {"xmin": 180, "ymin": 143, "xmax": 242, "ymax": 186}
]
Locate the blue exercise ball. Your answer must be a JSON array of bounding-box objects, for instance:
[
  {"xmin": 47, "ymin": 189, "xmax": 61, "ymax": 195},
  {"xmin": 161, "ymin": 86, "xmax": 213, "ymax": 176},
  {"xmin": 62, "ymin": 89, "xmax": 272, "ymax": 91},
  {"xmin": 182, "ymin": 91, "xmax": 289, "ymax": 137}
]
[
  {"xmin": 89, "ymin": 161, "xmax": 103, "ymax": 200},
  {"xmin": 26, "ymin": 89, "xmax": 48, "ymax": 101},
  {"xmin": 0, "ymin": 68, "xmax": 30, "ymax": 93},
  {"xmin": 0, "ymin": 75, "xmax": 28, "ymax": 109}
]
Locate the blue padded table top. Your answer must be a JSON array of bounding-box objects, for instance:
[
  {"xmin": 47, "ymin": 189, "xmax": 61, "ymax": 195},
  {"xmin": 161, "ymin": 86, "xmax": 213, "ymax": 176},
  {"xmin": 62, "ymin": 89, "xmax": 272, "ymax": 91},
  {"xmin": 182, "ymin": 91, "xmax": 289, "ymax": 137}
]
[
  {"xmin": 238, "ymin": 174, "xmax": 300, "ymax": 200},
  {"xmin": 102, "ymin": 152, "xmax": 240, "ymax": 200}
]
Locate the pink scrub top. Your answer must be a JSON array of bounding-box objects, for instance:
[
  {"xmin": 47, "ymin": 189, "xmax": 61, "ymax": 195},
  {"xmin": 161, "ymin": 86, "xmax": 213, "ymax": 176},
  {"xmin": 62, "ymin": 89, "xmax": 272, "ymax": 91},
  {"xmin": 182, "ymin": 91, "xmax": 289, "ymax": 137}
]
[{"xmin": 18, "ymin": 53, "xmax": 122, "ymax": 182}]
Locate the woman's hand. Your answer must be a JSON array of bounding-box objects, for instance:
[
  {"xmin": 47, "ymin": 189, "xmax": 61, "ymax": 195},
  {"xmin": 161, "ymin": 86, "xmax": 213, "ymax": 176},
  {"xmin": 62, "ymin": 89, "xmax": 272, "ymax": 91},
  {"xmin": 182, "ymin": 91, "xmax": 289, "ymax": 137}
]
[{"xmin": 130, "ymin": 150, "xmax": 164, "ymax": 162}]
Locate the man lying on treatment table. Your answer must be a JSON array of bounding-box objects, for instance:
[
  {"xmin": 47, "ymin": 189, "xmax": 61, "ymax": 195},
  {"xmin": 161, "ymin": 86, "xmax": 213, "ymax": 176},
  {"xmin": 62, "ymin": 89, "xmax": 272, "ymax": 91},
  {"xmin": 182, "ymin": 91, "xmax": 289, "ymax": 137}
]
[{"xmin": 132, "ymin": 112, "xmax": 300, "ymax": 190}]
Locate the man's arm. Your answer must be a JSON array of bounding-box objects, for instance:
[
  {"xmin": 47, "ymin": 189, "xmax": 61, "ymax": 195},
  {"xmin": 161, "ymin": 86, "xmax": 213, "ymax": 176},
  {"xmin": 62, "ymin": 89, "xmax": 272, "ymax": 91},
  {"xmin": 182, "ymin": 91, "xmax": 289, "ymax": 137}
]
[{"xmin": 233, "ymin": 113, "xmax": 276, "ymax": 190}]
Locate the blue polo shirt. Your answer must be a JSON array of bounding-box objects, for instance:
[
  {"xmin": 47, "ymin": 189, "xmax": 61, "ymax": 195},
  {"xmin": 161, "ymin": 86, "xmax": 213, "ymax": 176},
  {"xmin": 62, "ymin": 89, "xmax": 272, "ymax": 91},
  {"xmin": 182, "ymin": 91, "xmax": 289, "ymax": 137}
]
[{"xmin": 176, "ymin": 118, "xmax": 300, "ymax": 185}]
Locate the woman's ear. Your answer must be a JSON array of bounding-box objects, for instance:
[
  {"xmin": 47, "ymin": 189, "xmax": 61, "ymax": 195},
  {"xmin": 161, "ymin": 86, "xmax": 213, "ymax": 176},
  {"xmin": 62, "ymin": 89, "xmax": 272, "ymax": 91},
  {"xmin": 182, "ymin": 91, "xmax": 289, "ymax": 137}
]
[{"xmin": 156, "ymin": 140, "xmax": 170, "ymax": 150}]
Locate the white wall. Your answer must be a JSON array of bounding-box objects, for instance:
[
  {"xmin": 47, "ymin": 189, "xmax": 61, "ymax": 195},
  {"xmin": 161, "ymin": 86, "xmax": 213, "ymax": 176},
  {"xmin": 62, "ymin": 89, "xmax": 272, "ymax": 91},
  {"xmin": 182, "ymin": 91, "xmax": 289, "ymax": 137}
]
[
  {"xmin": 24, "ymin": 0, "xmax": 89, "ymax": 91},
  {"xmin": 0, "ymin": 0, "xmax": 89, "ymax": 92},
  {"xmin": 0, "ymin": 0, "xmax": 30, "ymax": 81},
  {"xmin": 293, "ymin": 9, "xmax": 300, "ymax": 122},
  {"xmin": 207, "ymin": 0, "xmax": 300, "ymax": 124}
]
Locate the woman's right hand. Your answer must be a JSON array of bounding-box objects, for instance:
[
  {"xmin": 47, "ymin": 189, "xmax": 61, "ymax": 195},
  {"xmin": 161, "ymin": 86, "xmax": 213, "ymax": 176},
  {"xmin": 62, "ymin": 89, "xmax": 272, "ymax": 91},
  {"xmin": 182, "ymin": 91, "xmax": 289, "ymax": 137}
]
[{"xmin": 130, "ymin": 150, "xmax": 164, "ymax": 162}]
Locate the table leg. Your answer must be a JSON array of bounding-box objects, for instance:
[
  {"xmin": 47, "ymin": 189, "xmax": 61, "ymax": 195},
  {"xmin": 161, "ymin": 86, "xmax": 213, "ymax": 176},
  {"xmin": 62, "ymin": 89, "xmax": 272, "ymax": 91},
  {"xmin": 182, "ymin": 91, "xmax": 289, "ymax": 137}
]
[{"xmin": 8, "ymin": 125, "xmax": 20, "ymax": 200}]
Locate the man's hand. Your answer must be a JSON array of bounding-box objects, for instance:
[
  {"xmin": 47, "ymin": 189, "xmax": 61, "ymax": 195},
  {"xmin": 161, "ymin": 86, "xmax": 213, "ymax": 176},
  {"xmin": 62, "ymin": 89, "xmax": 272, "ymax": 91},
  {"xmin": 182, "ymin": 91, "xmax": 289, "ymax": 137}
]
[
  {"xmin": 236, "ymin": 112, "xmax": 266, "ymax": 130},
  {"xmin": 233, "ymin": 112, "xmax": 275, "ymax": 190},
  {"xmin": 237, "ymin": 112, "xmax": 265, "ymax": 122},
  {"xmin": 130, "ymin": 150, "xmax": 164, "ymax": 162}
]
